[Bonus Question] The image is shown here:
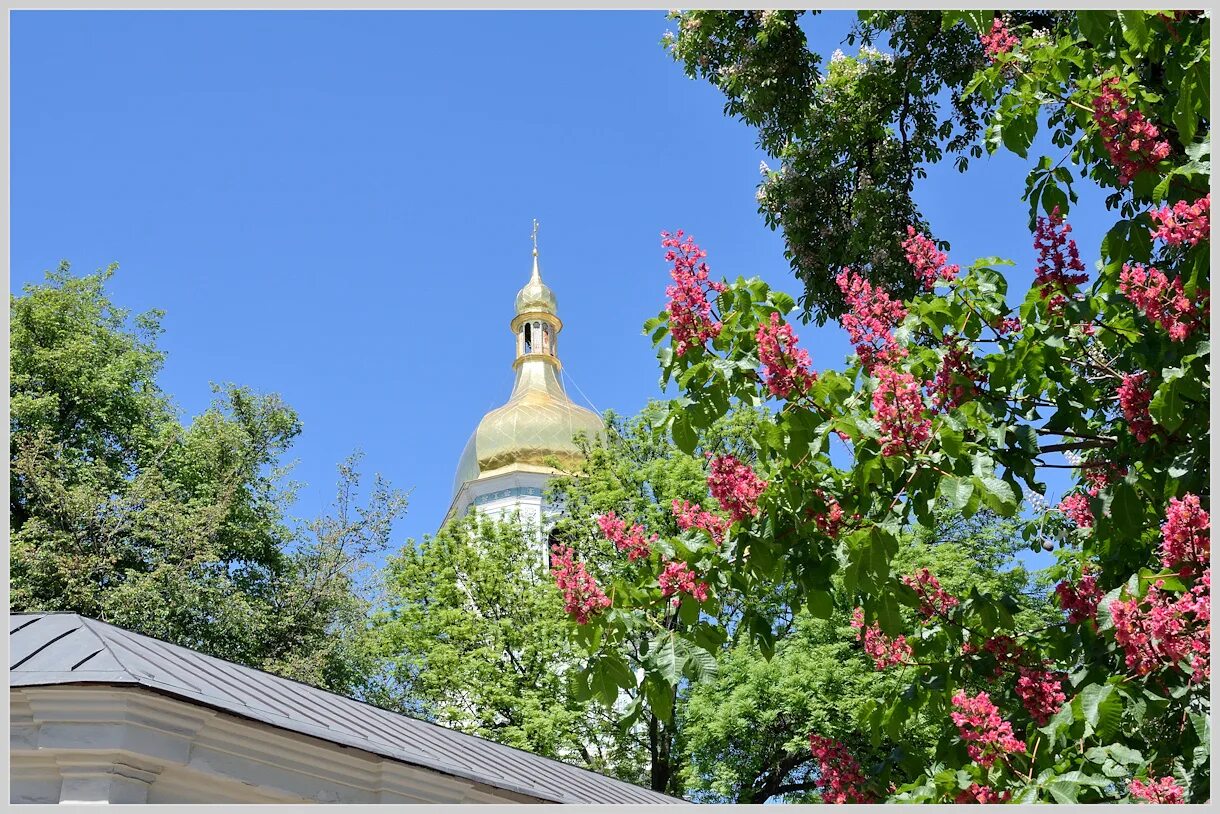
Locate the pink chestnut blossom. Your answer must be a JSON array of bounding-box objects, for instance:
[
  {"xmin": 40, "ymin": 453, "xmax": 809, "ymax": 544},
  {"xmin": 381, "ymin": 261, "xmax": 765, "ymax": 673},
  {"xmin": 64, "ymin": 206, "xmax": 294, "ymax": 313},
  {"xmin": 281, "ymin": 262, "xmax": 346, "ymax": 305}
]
[
  {"xmin": 949, "ymin": 690, "xmax": 1027, "ymax": 768},
  {"xmin": 1033, "ymin": 207, "xmax": 1088, "ymax": 314},
  {"xmin": 1160, "ymin": 493, "xmax": 1209, "ymax": 570},
  {"xmin": 1149, "ymin": 194, "xmax": 1210, "ymax": 247},
  {"xmin": 1118, "ymin": 371, "xmax": 1156, "ymax": 443},
  {"xmin": 872, "ymin": 366, "xmax": 932, "ymax": 457},
  {"xmin": 851, "ymin": 607, "xmax": 912, "ymax": 670},
  {"xmin": 1015, "ymin": 666, "xmax": 1067, "ymax": 725},
  {"xmin": 1130, "ymin": 776, "xmax": 1186, "ymax": 804},
  {"xmin": 662, "ymin": 230, "xmax": 726, "ymax": 356},
  {"xmin": 955, "ymin": 783, "xmax": 1012, "ymax": 804},
  {"xmin": 979, "ymin": 17, "xmax": 1019, "ymax": 60},
  {"xmin": 671, "ymin": 499, "xmax": 729, "ymax": 546},
  {"xmin": 902, "ymin": 227, "xmax": 959, "ymax": 289},
  {"xmin": 756, "ymin": 311, "xmax": 816, "ymax": 399},
  {"xmin": 901, "ymin": 568, "xmax": 959, "ymax": 619},
  {"xmin": 1119, "ymin": 263, "xmax": 1208, "ymax": 342},
  {"xmin": 658, "ymin": 559, "xmax": 709, "ymax": 606},
  {"xmin": 1055, "ymin": 573, "xmax": 1103, "ymax": 623},
  {"xmin": 808, "ymin": 735, "xmax": 873, "ymax": 804},
  {"xmin": 596, "ymin": 511, "xmax": 655, "ymax": 562},
  {"xmin": 835, "ymin": 268, "xmax": 908, "ymax": 373},
  {"xmin": 1092, "ymin": 76, "xmax": 1172, "ymax": 186},
  {"xmin": 1059, "ymin": 492, "xmax": 1094, "ymax": 528},
  {"xmin": 706, "ymin": 454, "xmax": 767, "ymax": 523},
  {"xmin": 550, "ymin": 545, "xmax": 611, "ymax": 624}
]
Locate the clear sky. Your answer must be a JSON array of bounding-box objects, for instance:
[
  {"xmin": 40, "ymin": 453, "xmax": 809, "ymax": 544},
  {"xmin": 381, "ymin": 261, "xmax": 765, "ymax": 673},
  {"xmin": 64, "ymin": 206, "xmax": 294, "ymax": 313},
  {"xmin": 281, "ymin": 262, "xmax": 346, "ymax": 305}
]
[{"xmin": 12, "ymin": 11, "xmax": 1108, "ymax": 555}]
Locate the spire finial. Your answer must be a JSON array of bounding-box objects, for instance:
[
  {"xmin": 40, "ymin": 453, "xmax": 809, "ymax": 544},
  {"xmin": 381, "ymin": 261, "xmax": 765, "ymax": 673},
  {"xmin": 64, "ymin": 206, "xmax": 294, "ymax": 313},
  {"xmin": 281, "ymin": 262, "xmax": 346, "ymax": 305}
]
[{"xmin": 531, "ymin": 218, "xmax": 539, "ymax": 257}]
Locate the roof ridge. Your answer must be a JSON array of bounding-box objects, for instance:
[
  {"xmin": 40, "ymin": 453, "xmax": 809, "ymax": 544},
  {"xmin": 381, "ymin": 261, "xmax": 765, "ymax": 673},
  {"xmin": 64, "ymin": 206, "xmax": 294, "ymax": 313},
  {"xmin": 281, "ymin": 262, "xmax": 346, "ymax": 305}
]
[{"xmin": 68, "ymin": 613, "xmax": 140, "ymax": 683}]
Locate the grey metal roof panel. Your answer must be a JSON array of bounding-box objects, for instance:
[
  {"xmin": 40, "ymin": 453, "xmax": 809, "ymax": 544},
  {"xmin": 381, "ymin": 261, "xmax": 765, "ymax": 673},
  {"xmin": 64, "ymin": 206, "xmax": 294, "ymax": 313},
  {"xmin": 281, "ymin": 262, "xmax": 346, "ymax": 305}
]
[{"xmin": 9, "ymin": 612, "xmax": 679, "ymax": 804}]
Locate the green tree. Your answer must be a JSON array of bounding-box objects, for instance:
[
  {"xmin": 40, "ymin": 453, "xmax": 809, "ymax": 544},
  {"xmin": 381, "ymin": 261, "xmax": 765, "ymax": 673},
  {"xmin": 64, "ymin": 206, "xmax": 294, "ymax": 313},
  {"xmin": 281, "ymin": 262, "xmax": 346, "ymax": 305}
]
[
  {"xmin": 681, "ymin": 509, "xmax": 1047, "ymax": 803},
  {"xmin": 571, "ymin": 9, "xmax": 1208, "ymax": 804},
  {"xmin": 10, "ymin": 263, "xmax": 406, "ymax": 693},
  {"xmin": 363, "ymin": 512, "xmax": 635, "ymax": 776}
]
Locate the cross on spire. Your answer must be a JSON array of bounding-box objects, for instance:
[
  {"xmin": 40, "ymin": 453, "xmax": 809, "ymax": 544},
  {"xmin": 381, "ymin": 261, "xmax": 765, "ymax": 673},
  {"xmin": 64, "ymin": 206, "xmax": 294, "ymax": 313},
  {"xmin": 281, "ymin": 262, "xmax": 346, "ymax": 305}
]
[{"xmin": 531, "ymin": 218, "xmax": 540, "ymax": 256}]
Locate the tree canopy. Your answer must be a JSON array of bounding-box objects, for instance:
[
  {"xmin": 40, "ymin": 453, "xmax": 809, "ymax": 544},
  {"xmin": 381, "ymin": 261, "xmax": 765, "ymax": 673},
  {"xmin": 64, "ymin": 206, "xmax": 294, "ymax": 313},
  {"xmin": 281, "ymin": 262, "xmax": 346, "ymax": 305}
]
[{"xmin": 10, "ymin": 263, "xmax": 407, "ymax": 693}]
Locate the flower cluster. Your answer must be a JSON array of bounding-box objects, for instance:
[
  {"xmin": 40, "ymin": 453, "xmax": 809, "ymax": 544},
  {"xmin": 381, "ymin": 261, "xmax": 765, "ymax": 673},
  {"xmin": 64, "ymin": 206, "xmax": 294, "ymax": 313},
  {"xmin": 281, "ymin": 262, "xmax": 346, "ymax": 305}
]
[
  {"xmin": 902, "ymin": 227, "xmax": 960, "ymax": 289},
  {"xmin": 1160, "ymin": 493, "xmax": 1209, "ymax": 570},
  {"xmin": 808, "ymin": 735, "xmax": 872, "ymax": 804},
  {"xmin": 835, "ymin": 269, "xmax": 908, "ymax": 373},
  {"xmin": 1111, "ymin": 572, "xmax": 1210, "ymax": 681},
  {"xmin": 1033, "ymin": 208, "xmax": 1088, "ymax": 313},
  {"xmin": 1149, "ymin": 194, "xmax": 1210, "ymax": 247},
  {"xmin": 901, "ymin": 568, "xmax": 959, "ymax": 619},
  {"xmin": 550, "ymin": 545, "xmax": 611, "ymax": 624},
  {"xmin": 993, "ymin": 316, "xmax": 1022, "ymax": 336},
  {"xmin": 979, "ymin": 17, "xmax": 1019, "ymax": 59},
  {"xmin": 1015, "ymin": 666, "xmax": 1067, "ymax": 725},
  {"xmin": 955, "ymin": 784, "xmax": 1012, "ymax": 804},
  {"xmin": 962, "ymin": 635, "xmax": 1024, "ymax": 677},
  {"xmin": 872, "ymin": 367, "xmax": 932, "ymax": 457},
  {"xmin": 949, "ymin": 691, "xmax": 1027, "ymax": 768},
  {"xmin": 1119, "ymin": 263, "xmax": 1207, "ymax": 342},
  {"xmin": 1092, "ymin": 76, "xmax": 1172, "ymax": 186},
  {"xmin": 707, "ymin": 454, "xmax": 767, "ymax": 523},
  {"xmin": 658, "ymin": 559, "xmax": 709, "ymax": 605},
  {"xmin": 1082, "ymin": 462, "xmax": 1127, "ymax": 496},
  {"xmin": 930, "ymin": 338, "xmax": 984, "ymax": 409},
  {"xmin": 1055, "ymin": 573, "xmax": 1103, "ymax": 623},
  {"xmin": 1130, "ymin": 777, "xmax": 1186, "ymax": 804},
  {"xmin": 813, "ymin": 491, "xmax": 845, "ymax": 539},
  {"xmin": 596, "ymin": 511, "xmax": 655, "ymax": 562},
  {"xmin": 1117, "ymin": 371, "xmax": 1156, "ymax": 443},
  {"xmin": 756, "ymin": 311, "xmax": 816, "ymax": 398},
  {"xmin": 805, "ymin": 737, "xmax": 873, "ymax": 805},
  {"xmin": 851, "ymin": 607, "xmax": 912, "ymax": 670},
  {"xmin": 671, "ymin": 499, "xmax": 729, "ymax": 546},
  {"xmin": 662, "ymin": 230, "xmax": 726, "ymax": 356},
  {"xmin": 1059, "ymin": 492, "xmax": 1094, "ymax": 528}
]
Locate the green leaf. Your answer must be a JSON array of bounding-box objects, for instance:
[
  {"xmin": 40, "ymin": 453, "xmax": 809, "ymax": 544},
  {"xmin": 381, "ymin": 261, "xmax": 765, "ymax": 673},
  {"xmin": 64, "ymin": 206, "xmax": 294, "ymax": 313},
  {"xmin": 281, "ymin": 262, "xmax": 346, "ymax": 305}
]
[
  {"xmin": 1119, "ymin": 11, "xmax": 1151, "ymax": 51},
  {"xmin": 806, "ymin": 589, "xmax": 833, "ymax": 619},
  {"xmin": 975, "ymin": 474, "xmax": 1017, "ymax": 515},
  {"xmin": 1077, "ymin": 11, "xmax": 1115, "ymax": 46},
  {"xmin": 938, "ymin": 476, "xmax": 974, "ymax": 510},
  {"xmin": 671, "ymin": 411, "xmax": 697, "ymax": 453},
  {"xmin": 647, "ymin": 632, "xmax": 685, "ymax": 686},
  {"xmin": 1078, "ymin": 683, "xmax": 1122, "ymax": 741},
  {"xmin": 1174, "ymin": 71, "xmax": 1198, "ymax": 148}
]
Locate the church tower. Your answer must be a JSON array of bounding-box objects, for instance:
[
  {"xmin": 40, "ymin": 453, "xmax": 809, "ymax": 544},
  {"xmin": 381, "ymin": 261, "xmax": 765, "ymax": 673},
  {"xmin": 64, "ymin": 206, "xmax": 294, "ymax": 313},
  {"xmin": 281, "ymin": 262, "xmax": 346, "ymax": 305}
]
[{"xmin": 445, "ymin": 229, "xmax": 603, "ymax": 537}]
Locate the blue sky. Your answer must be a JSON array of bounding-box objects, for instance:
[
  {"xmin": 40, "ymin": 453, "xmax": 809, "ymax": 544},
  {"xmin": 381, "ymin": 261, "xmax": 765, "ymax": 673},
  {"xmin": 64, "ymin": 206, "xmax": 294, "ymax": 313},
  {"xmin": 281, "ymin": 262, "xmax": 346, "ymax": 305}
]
[{"xmin": 12, "ymin": 11, "xmax": 1106, "ymax": 554}]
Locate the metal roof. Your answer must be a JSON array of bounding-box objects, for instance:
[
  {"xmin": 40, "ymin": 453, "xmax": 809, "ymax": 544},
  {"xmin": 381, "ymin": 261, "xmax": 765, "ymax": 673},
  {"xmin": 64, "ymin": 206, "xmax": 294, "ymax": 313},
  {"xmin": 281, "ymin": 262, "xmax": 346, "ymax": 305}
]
[{"xmin": 9, "ymin": 612, "xmax": 678, "ymax": 804}]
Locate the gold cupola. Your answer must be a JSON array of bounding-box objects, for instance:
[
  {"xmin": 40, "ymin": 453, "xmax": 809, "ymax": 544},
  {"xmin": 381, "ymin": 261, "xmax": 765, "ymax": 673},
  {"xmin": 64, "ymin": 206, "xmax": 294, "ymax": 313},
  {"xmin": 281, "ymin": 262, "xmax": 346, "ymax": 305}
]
[{"xmin": 452, "ymin": 241, "xmax": 603, "ymax": 498}]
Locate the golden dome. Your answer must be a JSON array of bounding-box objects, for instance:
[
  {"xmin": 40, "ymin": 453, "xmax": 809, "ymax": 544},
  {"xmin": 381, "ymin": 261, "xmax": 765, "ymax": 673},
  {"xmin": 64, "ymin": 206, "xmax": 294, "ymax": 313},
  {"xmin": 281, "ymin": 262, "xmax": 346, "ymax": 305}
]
[
  {"xmin": 452, "ymin": 361, "xmax": 603, "ymax": 495},
  {"xmin": 514, "ymin": 251, "xmax": 558, "ymax": 316},
  {"xmin": 453, "ymin": 243, "xmax": 602, "ymax": 497}
]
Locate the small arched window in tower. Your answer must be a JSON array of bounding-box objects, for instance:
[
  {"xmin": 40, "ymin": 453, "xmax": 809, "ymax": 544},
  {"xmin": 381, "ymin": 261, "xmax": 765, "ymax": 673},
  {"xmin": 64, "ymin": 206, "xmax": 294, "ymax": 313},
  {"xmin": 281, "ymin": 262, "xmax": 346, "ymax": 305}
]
[
  {"xmin": 523, "ymin": 322, "xmax": 533, "ymax": 353},
  {"xmin": 541, "ymin": 324, "xmax": 551, "ymax": 354}
]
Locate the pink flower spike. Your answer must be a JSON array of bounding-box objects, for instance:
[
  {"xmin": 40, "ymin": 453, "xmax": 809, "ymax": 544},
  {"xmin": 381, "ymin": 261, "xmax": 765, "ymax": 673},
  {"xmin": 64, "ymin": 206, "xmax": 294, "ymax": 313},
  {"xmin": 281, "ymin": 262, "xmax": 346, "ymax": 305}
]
[
  {"xmin": 756, "ymin": 311, "xmax": 816, "ymax": 399},
  {"xmin": 949, "ymin": 690, "xmax": 1027, "ymax": 768},
  {"xmin": 979, "ymin": 17, "xmax": 1018, "ymax": 60},
  {"xmin": 1149, "ymin": 194, "xmax": 1210, "ymax": 247},
  {"xmin": 902, "ymin": 227, "xmax": 960, "ymax": 289},
  {"xmin": 662, "ymin": 231, "xmax": 726, "ymax": 357},
  {"xmin": 550, "ymin": 545, "xmax": 611, "ymax": 624},
  {"xmin": 1130, "ymin": 777, "xmax": 1186, "ymax": 804},
  {"xmin": 706, "ymin": 455, "xmax": 767, "ymax": 523},
  {"xmin": 1093, "ymin": 77, "xmax": 1172, "ymax": 186}
]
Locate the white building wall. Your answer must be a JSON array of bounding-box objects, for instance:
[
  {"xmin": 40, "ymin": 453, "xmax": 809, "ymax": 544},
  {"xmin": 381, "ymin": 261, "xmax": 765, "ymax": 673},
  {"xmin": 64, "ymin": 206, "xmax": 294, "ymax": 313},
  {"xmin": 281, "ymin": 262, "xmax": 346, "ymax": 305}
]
[{"xmin": 9, "ymin": 686, "xmax": 547, "ymax": 804}]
